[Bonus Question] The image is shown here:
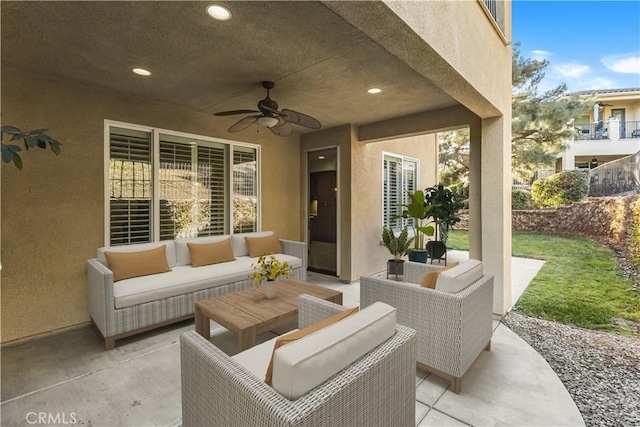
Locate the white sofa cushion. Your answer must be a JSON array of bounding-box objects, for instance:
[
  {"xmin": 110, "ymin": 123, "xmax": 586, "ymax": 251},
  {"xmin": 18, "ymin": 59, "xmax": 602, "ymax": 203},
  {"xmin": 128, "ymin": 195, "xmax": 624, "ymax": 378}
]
[
  {"xmin": 113, "ymin": 254, "xmax": 302, "ymax": 309},
  {"xmin": 98, "ymin": 241, "xmax": 177, "ymax": 268},
  {"xmin": 232, "ymin": 302, "xmax": 396, "ymax": 400},
  {"xmin": 175, "ymin": 235, "xmax": 231, "ymax": 266},
  {"xmin": 435, "ymin": 259, "xmax": 483, "ymax": 293},
  {"xmin": 231, "ymin": 231, "xmax": 274, "ymax": 257}
]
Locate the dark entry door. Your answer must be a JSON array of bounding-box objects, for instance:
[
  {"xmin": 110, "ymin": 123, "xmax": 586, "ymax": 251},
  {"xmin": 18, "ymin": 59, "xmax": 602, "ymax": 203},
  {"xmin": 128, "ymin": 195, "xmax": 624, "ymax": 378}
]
[{"xmin": 307, "ymin": 149, "xmax": 337, "ymax": 276}]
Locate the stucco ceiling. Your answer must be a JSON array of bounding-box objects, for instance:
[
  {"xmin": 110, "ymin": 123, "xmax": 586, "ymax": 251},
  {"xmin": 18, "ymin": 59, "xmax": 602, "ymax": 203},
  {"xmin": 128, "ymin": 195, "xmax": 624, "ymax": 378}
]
[{"xmin": 1, "ymin": 1, "xmax": 459, "ymax": 134}]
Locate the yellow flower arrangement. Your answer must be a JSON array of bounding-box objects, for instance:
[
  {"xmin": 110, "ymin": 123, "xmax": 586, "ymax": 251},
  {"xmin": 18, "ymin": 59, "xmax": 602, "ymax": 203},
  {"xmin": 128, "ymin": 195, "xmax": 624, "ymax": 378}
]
[{"xmin": 251, "ymin": 254, "xmax": 292, "ymax": 286}]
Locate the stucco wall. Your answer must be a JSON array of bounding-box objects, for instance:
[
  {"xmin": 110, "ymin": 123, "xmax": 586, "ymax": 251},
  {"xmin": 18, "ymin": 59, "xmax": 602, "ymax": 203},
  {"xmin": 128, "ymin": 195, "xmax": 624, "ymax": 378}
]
[
  {"xmin": 350, "ymin": 134, "xmax": 437, "ymax": 280},
  {"xmin": 1, "ymin": 69, "xmax": 301, "ymax": 343},
  {"xmin": 383, "ymin": 0, "xmax": 512, "ymax": 116}
]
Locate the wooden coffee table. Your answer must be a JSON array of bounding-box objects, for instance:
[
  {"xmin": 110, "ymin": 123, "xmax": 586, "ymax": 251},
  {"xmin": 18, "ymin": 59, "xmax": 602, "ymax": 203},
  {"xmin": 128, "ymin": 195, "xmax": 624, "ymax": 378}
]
[{"xmin": 194, "ymin": 279, "xmax": 343, "ymax": 351}]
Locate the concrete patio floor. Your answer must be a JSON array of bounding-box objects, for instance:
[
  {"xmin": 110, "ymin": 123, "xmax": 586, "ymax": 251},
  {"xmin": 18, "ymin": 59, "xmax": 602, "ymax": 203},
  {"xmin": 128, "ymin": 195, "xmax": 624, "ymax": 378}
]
[{"xmin": 1, "ymin": 252, "xmax": 584, "ymax": 426}]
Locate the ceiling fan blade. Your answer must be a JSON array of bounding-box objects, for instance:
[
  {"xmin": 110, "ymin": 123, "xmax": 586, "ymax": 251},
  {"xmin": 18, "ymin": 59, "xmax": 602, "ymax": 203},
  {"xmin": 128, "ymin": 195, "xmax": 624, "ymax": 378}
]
[
  {"xmin": 280, "ymin": 109, "xmax": 321, "ymax": 129},
  {"xmin": 270, "ymin": 121, "xmax": 293, "ymax": 137},
  {"xmin": 215, "ymin": 109, "xmax": 260, "ymax": 117},
  {"xmin": 228, "ymin": 115, "xmax": 259, "ymax": 133}
]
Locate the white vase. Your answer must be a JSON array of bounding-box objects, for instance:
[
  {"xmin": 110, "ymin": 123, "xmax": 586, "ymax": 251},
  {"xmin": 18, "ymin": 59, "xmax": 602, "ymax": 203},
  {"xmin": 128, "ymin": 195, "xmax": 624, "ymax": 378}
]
[{"xmin": 264, "ymin": 281, "xmax": 276, "ymax": 299}]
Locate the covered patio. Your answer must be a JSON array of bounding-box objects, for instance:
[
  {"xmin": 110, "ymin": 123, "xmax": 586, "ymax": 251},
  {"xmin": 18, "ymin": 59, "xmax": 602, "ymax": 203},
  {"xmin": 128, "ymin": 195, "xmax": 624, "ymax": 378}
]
[
  {"xmin": 2, "ymin": 1, "xmax": 521, "ymax": 425},
  {"xmin": 1, "ymin": 253, "xmax": 583, "ymax": 426}
]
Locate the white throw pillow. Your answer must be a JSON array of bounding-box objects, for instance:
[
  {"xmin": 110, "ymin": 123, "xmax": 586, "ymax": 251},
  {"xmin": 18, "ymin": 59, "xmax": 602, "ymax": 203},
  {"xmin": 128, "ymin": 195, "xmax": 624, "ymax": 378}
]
[{"xmin": 435, "ymin": 259, "xmax": 483, "ymax": 293}]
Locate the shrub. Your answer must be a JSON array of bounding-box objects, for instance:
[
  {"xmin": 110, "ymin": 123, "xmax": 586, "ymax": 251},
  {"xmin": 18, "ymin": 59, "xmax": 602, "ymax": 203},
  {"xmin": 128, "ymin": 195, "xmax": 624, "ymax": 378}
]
[
  {"xmin": 531, "ymin": 170, "xmax": 589, "ymax": 208},
  {"xmin": 446, "ymin": 182, "xmax": 469, "ymax": 209},
  {"xmin": 512, "ymin": 189, "xmax": 533, "ymax": 210}
]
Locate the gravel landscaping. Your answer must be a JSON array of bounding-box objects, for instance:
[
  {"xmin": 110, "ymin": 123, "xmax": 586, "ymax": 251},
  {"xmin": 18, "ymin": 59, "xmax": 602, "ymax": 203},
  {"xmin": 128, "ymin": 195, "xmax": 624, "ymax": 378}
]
[{"xmin": 503, "ymin": 311, "xmax": 640, "ymax": 426}]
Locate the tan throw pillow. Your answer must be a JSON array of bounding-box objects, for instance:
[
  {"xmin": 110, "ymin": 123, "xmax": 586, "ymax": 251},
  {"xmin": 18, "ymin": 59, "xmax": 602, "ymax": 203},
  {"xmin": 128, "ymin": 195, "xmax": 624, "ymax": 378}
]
[
  {"xmin": 265, "ymin": 306, "xmax": 359, "ymax": 385},
  {"xmin": 245, "ymin": 234, "xmax": 283, "ymax": 258},
  {"xmin": 187, "ymin": 239, "xmax": 236, "ymax": 267},
  {"xmin": 104, "ymin": 246, "xmax": 171, "ymax": 282},
  {"xmin": 421, "ymin": 262, "xmax": 459, "ymax": 289}
]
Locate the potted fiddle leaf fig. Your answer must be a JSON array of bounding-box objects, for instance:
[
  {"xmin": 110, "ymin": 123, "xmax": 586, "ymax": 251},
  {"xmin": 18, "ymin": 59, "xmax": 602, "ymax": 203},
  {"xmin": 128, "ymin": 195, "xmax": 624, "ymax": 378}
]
[
  {"xmin": 382, "ymin": 226, "xmax": 414, "ymax": 280},
  {"xmin": 424, "ymin": 184, "xmax": 464, "ymax": 263},
  {"xmin": 395, "ymin": 190, "xmax": 436, "ymax": 263}
]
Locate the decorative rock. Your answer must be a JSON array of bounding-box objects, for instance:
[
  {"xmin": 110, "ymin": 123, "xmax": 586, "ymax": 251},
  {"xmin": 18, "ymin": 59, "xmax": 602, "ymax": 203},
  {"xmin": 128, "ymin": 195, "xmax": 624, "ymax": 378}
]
[{"xmin": 503, "ymin": 311, "xmax": 640, "ymax": 427}]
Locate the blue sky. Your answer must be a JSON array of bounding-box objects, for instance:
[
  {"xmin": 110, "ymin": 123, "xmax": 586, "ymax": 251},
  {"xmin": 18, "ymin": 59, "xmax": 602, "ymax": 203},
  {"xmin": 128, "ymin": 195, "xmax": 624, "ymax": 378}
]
[{"xmin": 513, "ymin": 1, "xmax": 640, "ymax": 93}]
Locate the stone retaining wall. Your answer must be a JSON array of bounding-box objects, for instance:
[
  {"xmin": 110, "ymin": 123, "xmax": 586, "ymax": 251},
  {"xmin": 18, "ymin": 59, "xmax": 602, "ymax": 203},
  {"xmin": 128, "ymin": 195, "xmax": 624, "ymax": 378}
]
[
  {"xmin": 456, "ymin": 195, "xmax": 640, "ymax": 282},
  {"xmin": 456, "ymin": 195, "xmax": 638, "ymax": 242}
]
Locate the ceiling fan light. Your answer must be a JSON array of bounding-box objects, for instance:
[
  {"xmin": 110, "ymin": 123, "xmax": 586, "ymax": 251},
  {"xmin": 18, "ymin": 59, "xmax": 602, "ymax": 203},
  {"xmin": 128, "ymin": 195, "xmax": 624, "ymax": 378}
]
[
  {"xmin": 206, "ymin": 4, "xmax": 232, "ymax": 21},
  {"xmin": 257, "ymin": 116, "xmax": 279, "ymax": 128}
]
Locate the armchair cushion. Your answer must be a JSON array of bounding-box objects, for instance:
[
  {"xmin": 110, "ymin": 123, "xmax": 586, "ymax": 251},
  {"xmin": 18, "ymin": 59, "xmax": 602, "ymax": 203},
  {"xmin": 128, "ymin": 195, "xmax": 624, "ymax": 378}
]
[
  {"xmin": 421, "ymin": 262, "xmax": 459, "ymax": 288},
  {"xmin": 435, "ymin": 259, "xmax": 483, "ymax": 293},
  {"xmin": 232, "ymin": 302, "xmax": 397, "ymax": 400},
  {"xmin": 265, "ymin": 306, "xmax": 359, "ymax": 385}
]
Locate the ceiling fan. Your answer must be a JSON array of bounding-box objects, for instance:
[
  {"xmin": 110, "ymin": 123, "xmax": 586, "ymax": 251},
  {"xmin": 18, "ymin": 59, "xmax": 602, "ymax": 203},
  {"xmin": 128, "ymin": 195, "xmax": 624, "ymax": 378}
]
[
  {"xmin": 596, "ymin": 102, "xmax": 614, "ymax": 107},
  {"xmin": 214, "ymin": 81, "xmax": 321, "ymax": 136}
]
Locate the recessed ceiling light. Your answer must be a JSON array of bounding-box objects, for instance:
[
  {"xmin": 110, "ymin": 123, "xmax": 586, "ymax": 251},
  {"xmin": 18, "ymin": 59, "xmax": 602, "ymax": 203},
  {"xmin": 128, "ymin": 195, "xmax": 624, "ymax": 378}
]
[
  {"xmin": 318, "ymin": 156, "xmax": 325, "ymax": 159},
  {"xmin": 367, "ymin": 88, "xmax": 382, "ymax": 94},
  {"xmin": 132, "ymin": 68, "xmax": 151, "ymax": 76},
  {"xmin": 206, "ymin": 4, "xmax": 232, "ymax": 20}
]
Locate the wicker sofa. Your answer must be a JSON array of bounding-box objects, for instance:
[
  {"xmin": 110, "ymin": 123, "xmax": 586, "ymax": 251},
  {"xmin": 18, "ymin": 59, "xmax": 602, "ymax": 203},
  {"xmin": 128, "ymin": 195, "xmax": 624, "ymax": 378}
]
[
  {"xmin": 360, "ymin": 260, "xmax": 493, "ymax": 393},
  {"xmin": 180, "ymin": 295, "xmax": 417, "ymax": 427},
  {"xmin": 87, "ymin": 231, "xmax": 306, "ymax": 350}
]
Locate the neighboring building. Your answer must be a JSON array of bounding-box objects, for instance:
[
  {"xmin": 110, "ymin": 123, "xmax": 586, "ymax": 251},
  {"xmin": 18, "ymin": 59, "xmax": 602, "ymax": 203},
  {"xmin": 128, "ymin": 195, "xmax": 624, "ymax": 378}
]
[
  {"xmin": 1, "ymin": 1, "xmax": 512, "ymax": 343},
  {"xmin": 557, "ymin": 88, "xmax": 640, "ymax": 171}
]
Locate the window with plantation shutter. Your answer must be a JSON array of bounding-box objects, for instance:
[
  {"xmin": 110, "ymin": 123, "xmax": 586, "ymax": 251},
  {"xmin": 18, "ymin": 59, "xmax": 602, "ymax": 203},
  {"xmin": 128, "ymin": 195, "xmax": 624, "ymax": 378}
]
[
  {"xmin": 106, "ymin": 123, "xmax": 259, "ymax": 246},
  {"xmin": 382, "ymin": 153, "xmax": 419, "ymax": 232},
  {"xmin": 109, "ymin": 128, "xmax": 152, "ymax": 246},
  {"xmin": 197, "ymin": 144, "xmax": 228, "ymax": 236},
  {"xmin": 157, "ymin": 134, "xmax": 228, "ymax": 240},
  {"xmin": 233, "ymin": 146, "xmax": 258, "ymax": 233}
]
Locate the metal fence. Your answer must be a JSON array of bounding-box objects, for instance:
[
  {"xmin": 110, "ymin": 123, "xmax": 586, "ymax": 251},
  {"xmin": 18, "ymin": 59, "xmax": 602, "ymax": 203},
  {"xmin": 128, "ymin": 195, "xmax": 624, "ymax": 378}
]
[
  {"xmin": 574, "ymin": 121, "xmax": 640, "ymax": 140},
  {"xmin": 589, "ymin": 152, "xmax": 640, "ymax": 197},
  {"xmin": 512, "ymin": 169, "xmax": 556, "ymax": 190}
]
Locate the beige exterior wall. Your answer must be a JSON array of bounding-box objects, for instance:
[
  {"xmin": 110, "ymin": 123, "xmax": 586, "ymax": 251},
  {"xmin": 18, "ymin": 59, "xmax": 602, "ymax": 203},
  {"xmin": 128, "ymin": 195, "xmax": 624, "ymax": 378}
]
[
  {"xmin": 301, "ymin": 126, "xmax": 436, "ymax": 282},
  {"xmin": 0, "ymin": 69, "xmax": 301, "ymax": 343},
  {"xmin": 383, "ymin": 0, "xmax": 512, "ymax": 116},
  {"xmin": 350, "ymin": 134, "xmax": 437, "ymax": 280}
]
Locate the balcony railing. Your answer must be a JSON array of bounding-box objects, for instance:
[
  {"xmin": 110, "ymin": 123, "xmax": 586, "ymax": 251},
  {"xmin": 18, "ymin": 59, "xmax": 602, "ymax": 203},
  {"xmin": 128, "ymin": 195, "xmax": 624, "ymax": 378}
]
[
  {"xmin": 574, "ymin": 121, "xmax": 640, "ymax": 141},
  {"xmin": 588, "ymin": 152, "xmax": 640, "ymax": 197}
]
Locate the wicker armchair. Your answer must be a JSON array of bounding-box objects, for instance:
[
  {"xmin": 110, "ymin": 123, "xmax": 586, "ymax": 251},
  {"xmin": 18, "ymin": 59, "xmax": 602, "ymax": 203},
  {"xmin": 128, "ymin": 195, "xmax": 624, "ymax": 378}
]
[
  {"xmin": 180, "ymin": 295, "xmax": 417, "ymax": 427},
  {"xmin": 360, "ymin": 261, "xmax": 493, "ymax": 393}
]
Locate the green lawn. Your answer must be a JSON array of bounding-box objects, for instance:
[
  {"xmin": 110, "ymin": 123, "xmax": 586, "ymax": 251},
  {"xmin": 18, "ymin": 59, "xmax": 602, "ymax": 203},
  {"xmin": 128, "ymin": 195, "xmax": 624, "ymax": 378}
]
[{"xmin": 446, "ymin": 230, "xmax": 640, "ymax": 336}]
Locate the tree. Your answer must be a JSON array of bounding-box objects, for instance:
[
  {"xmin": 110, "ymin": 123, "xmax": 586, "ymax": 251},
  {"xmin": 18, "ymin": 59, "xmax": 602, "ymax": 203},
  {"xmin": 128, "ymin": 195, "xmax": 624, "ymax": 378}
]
[
  {"xmin": 437, "ymin": 44, "xmax": 593, "ymax": 183},
  {"xmin": 438, "ymin": 128, "xmax": 470, "ymax": 186},
  {"xmin": 511, "ymin": 43, "xmax": 592, "ymax": 179}
]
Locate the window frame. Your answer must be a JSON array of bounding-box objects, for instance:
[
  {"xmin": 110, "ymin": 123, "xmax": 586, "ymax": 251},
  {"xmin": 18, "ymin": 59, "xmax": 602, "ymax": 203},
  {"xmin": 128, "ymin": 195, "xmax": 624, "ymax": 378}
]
[
  {"xmin": 104, "ymin": 119, "xmax": 261, "ymax": 246},
  {"xmin": 381, "ymin": 152, "xmax": 420, "ymax": 233}
]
